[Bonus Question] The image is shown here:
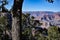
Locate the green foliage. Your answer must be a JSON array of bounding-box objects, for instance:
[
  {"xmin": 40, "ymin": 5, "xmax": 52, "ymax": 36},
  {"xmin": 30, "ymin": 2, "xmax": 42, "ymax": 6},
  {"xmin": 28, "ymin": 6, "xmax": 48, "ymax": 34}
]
[
  {"xmin": 33, "ymin": 26, "xmax": 60, "ymax": 40},
  {"xmin": 22, "ymin": 13, "xmax": 34, "ymax": 40},
  {"xmin": 0, "ymin": 16, "xmax": 7, "ymax": 31},
  {"xmin": 48, "ymin": 26, "xmax": 60, "ymax": 40},
  {"xmin": 47, "ymin": 0, "xmax": 54, "ymax": 3},
  {"xmin": 0, "ymin": 16, "xmax": 7, "ymax": 25},
  {"xmin": 22, "ymin": 13, "xmax": 60, "ymax": 40},
  {"xmin": 0, "ymin": 16, "xmax": 7, "ymax": 40}
]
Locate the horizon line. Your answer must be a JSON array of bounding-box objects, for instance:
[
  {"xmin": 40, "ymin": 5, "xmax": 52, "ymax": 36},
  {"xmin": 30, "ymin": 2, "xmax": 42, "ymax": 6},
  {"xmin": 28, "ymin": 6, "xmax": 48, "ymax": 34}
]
[{"xmin": 22, "ymin": 10, "xmax": 60, "ymax": 12}]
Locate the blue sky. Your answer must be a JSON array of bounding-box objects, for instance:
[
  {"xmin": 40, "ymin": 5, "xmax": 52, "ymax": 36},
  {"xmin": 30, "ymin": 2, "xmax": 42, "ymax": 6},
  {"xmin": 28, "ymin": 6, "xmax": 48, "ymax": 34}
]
[
  {"xmin": 5, "ymin": 0, "xmax": 14, "ymax": 10},
  {"xmin": 5, "ymin": 0, "xmax": 60, "ymax": 12}
]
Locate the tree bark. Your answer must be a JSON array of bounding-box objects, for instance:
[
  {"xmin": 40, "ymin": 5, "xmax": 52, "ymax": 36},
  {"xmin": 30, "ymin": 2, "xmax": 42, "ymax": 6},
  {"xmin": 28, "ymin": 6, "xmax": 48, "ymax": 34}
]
[
  {"xmin": 12, "ymin": 17, "xmax": 20, "ymax": 40},
  {"xmin": 12, "ymin": 0, "xmax": 23, "ymax": 40}
]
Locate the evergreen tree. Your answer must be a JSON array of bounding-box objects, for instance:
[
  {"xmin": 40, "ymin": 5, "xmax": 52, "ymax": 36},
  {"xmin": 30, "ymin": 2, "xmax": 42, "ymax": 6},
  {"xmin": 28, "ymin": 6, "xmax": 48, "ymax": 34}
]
[{"xmin": 48, "ymin": 26, "xmax": 60, "ymax": 40}]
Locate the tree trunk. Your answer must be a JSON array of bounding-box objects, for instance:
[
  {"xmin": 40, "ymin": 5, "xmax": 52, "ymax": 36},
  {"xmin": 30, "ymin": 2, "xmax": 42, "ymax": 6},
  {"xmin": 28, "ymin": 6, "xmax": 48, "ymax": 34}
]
[
  {"xmin": 12, "ymin": 0, "xmax": 23, "ymax": 40},
  {"xmin": 12, "ymin": 17, "xmax": 20, "ymax": 40}
]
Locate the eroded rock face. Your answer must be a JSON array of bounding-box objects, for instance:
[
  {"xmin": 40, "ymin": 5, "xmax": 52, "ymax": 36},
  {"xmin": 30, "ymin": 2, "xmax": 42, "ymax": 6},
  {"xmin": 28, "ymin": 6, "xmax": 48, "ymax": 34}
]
[{"xmin": 32, "ymin": 12, "xmax": 60, "ymax": 29}]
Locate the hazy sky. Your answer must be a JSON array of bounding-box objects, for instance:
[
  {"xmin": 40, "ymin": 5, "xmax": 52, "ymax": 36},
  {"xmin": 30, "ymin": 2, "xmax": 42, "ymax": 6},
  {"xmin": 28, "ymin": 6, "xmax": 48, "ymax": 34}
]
[{"xmin": 5, "ymin": 0, "xmax": 60, "ymax": 12}]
